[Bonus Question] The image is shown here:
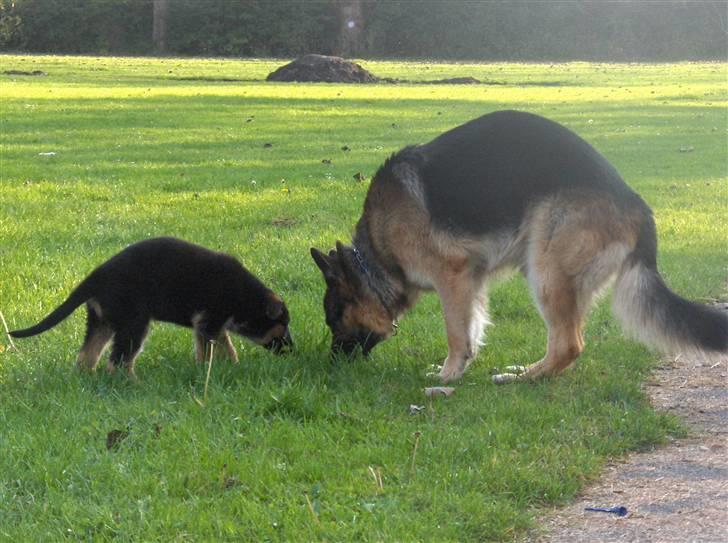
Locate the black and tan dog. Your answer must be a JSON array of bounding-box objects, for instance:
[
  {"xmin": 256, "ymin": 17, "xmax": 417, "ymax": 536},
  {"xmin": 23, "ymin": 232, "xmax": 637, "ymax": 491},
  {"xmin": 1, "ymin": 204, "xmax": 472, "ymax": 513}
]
[
  {"xmin": 11, "ymin": 237, "xmax": 292, "ymax": 379},
  {"xmin": 311, "ymin": 110, "xmax": 727, "ymax": 383}
]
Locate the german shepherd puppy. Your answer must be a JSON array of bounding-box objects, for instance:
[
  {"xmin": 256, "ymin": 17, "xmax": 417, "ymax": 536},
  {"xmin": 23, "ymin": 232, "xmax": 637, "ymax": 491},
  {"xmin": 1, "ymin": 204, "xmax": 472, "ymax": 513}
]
[
  {"xmin": 311, "ymin": 110, "xmax": 727, "ymax": 383},
  {"xmin": 11, "ymin": 237, "xmax": 292, "ymax": 379}
]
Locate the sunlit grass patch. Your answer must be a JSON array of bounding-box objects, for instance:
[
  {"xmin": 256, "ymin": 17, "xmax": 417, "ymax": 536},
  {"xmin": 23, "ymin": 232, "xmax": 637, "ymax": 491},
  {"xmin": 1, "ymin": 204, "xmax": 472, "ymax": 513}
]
[{"xmin": 0, "ymin": 54, "xmax": 725, "ymax": 541}]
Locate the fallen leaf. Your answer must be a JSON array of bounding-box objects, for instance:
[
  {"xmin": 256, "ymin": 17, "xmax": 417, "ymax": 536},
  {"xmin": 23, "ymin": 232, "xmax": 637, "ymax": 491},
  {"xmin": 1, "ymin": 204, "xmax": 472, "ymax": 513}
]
[
  {"xmin": 224, "ymin": 477, "xmax": 241, "ymax": 490},
  {"xmin": 106, "ymin": 429, "xmax": 129, "ymax": 451},
  {"xmin": 271, "ymin": 217, "xmax": 297, "ymax": 227}
]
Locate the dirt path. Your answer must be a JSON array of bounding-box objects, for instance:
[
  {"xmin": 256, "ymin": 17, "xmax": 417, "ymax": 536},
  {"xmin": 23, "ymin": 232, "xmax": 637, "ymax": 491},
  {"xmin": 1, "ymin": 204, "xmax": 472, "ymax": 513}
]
[{"xmin": 532, "ymin": 351, "xmax": 728, "ymax": 543}]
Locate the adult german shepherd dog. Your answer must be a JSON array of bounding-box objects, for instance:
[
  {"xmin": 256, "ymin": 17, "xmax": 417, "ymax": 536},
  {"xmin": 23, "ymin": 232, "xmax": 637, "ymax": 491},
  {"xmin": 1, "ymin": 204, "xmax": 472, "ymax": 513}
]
[{"xmin": 311, "ymin": 110, "xmax": 727, "ymax": 383}]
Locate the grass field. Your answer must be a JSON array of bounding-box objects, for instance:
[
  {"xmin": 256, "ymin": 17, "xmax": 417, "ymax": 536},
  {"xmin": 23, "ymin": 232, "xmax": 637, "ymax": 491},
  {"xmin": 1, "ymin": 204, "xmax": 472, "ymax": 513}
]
[{"xmin": 0, "ymin": 55, "xmax": 726, "ymax": 541}]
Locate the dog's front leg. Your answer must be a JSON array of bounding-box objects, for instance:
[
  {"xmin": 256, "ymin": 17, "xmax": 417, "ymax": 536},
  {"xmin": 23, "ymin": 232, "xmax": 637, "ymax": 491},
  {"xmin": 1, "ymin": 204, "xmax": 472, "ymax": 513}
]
[{"xmin": 435, "ymin": 267, "xmax": 478, "ymax": 383}]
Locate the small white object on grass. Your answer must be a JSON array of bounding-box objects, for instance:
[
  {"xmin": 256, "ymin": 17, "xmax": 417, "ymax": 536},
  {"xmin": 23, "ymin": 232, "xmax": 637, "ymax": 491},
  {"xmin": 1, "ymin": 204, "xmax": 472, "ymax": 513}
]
[
  {"xmin": 38, "ymin": 152, "xmax": 57, "ymax": 156},
  {"xmin": 492, "ymin": 373, "xmax": 520, "ymax": 385},
  {"xmin": 408, "ymin": 404, "xmax": 425, "ymax": 415}
]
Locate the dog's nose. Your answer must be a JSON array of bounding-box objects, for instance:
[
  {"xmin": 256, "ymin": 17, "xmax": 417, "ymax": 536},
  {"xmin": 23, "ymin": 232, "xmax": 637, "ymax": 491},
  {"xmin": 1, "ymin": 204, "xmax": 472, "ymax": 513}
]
[
  {"xmin": 264, "ymin": 328, "xmax": 293, "ymax": 354},
  {"xmin": 331, "ymin": 338, "xmax": 360, "ymax": 358}
]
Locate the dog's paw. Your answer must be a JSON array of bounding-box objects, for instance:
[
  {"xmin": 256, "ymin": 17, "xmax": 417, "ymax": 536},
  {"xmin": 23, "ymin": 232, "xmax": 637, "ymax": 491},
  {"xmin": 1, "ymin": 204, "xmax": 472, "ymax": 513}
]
[{"xmin": 437, "ymin": 367, "xmax": 464, "ymax": 383}]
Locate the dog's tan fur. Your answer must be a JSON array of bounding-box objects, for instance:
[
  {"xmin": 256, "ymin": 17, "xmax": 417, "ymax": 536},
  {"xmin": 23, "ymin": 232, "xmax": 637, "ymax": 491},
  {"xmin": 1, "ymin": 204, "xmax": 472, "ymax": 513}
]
[
  {"xmin": 369, "ymin": 180, "xmax": 644, "ymax": 380},
  {"xmin": 314, "ymin": 182, "xmax": 647, "ymax": 382},
  {"xmin": 77, "ymin": 326, "xmax": 113, "ymax": 371}
]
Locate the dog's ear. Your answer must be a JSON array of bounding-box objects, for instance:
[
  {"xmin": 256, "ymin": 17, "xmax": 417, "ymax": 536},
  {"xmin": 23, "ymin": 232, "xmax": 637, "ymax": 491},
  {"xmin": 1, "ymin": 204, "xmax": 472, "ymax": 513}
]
[
  {"xmin": 311, "ymin": 247, "xmax": 340, "ymax": 284},
  {"xmin": 266, "ymin": 295, "xmax": 284, "ymax": 320},
  {"xmin": 334, "ymin": 241, "xmax": 363, "ymax": 291}
]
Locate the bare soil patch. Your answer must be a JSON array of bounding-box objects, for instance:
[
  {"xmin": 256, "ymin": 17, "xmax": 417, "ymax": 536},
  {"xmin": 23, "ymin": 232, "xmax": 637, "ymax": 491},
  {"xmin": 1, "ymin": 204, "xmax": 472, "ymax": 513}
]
[
  {"xmin": 532, "ymin": 350, "xmax": 728, "ymax": 542},
  {"xmin": 266, "ymin": 54, "xmax": 379, "ymax": 83}
]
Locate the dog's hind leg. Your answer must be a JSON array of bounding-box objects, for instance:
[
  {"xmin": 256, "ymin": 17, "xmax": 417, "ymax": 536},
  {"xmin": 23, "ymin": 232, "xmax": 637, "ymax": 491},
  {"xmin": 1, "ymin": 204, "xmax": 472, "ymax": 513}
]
[
  {"xmin": 194, "ymin": 330, "xmax": 208, "ymax": 363},
  {"xmin": 517, "ymin": 203, "xmax": 630, "ymax": 381},
  {"xmin": 522, "ymin": 284, "xmax": 585, "ymax": 380},
  {"xmin": 76, "ymin": 302, "xmax": 113, "ymax": 372},
  {"xmin": 107, "ymin": 317, "xmax": 149, "ymax": 381}
]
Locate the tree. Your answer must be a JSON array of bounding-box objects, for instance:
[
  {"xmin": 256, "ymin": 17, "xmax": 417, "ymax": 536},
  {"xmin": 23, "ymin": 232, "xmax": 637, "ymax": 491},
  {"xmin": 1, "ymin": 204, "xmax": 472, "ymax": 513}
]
[
  {"xmin": 337, "ymin": 0, "xmax": 363, "ymax": 57},
  {"xmin": 152, "ymin": 0, "xmax": 168, "ymax": 53}
]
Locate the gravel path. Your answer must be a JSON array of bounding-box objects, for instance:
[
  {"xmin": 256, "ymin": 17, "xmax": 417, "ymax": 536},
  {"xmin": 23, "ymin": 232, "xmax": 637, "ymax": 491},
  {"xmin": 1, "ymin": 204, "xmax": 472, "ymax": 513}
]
[{"xmin": 532, "ymin": 351, "xmax": 728, "ymax": 543}]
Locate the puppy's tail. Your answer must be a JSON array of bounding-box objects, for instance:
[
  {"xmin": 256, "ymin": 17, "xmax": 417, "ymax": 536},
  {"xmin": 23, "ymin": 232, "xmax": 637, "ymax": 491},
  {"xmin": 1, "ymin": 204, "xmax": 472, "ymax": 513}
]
[
  {"xmin": 9, "ymin": 278, "xmax": 94, "ymax": 338},
  {"xmin": 612, "ymin": 212, "xmax": 728, "ymax": 356}
]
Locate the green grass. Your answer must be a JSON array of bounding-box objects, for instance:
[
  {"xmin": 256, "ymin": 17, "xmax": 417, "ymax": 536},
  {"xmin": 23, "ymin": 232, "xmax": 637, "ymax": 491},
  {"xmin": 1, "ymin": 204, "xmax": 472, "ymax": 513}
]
[{"xmin": 0, "ymin": 55, "xmax": 725, "ymax": 541}]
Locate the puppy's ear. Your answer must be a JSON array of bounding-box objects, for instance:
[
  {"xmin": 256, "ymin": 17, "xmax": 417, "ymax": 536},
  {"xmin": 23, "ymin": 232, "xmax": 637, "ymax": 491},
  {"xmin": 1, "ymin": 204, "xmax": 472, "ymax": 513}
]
[
  {"xmin": 266, "ymin": 295, "xmax": 285, "ymax": 320},
  {"xmin": 311, "ymin": 247, "xmax": 340, "ymax": 284}
]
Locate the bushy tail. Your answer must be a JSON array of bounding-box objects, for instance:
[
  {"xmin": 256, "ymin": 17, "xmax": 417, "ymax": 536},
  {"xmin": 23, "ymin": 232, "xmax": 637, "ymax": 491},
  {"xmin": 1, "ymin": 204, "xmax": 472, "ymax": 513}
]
[
  {"xmin": 9, "ymin": 279, "xmax": 93, "ymax": 338},
  {"xmin": 612, "ymin": 214, "xmax": 728, "ymax": 356}
]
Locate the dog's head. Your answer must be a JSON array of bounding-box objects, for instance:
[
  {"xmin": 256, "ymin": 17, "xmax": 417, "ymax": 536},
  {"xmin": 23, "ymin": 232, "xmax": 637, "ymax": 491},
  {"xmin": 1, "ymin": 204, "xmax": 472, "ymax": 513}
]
[
  {"xmin": 311, "ymin": 242, "xmax": 394, "ymax": 357},
  {"xmin": 232, "ymin": 292, "xmax": 293, "ymax": 353}
]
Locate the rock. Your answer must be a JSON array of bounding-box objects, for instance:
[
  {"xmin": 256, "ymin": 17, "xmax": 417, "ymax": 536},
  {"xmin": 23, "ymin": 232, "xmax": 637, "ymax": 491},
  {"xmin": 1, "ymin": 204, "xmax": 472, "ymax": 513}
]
[{"xmin": 266, "ymin": 54, "xmax": 379, "ymax": 83}]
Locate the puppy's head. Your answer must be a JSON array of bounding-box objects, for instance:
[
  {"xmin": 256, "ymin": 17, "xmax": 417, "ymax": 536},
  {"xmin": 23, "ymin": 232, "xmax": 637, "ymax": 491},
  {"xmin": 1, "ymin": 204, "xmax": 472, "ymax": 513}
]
[
  {"xmin": 310, "ymin": 242, "xmax": 393, "ymax": 357},
  {"xmin": 233, "ymin": 292, "xmax": 292, "ymax": 353}
]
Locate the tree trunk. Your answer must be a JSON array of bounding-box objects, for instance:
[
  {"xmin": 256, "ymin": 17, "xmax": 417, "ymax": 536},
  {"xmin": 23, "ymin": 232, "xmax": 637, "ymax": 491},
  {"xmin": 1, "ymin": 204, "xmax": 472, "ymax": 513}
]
[
  {"xmin": 152, "ymin": 0, "xmax": 169, "ymax": 53},
  {"xmin": 337, "ymin": 0, "xmax": 363, "ymax": 58}
]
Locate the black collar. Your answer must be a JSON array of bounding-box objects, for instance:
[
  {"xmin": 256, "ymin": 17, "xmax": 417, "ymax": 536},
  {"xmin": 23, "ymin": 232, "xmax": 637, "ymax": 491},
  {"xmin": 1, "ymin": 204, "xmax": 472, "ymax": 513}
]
[
  {"xmin": 350, "ymin": 244, "xmax": 397, "ymax": 332},
  {"xmin": 352, "ymin": 246, "xmax": 368, "ymax": 274}
]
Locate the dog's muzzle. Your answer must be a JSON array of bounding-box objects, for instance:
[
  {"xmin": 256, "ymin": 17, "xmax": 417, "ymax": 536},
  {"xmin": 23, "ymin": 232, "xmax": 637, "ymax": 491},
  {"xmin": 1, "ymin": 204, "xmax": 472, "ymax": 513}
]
[
  {"xmin": 331, "ymin": 331, "xmax": 383, "ymax": 358},
  {"xmin": 264, "ymin": 328, "xmax": 293, "ymax": 354}
]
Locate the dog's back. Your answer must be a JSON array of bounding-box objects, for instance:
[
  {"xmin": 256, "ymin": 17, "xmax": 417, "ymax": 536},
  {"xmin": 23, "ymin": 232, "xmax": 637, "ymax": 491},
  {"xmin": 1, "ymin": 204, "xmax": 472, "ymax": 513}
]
[
  {"xmin": 91, "ymin": 237, "xmax": 266, "ymax": 326},
  {"xmin": 378, "ymin": 110, "xmax": 643, "ymax": 236}
]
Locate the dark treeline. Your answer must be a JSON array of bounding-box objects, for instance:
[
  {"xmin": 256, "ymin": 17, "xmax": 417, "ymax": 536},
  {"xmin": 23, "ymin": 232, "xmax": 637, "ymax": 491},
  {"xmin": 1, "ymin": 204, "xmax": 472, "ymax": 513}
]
[{"xmin": 0, "ymin": 0, "xmax": 725, "ymax": 61}]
